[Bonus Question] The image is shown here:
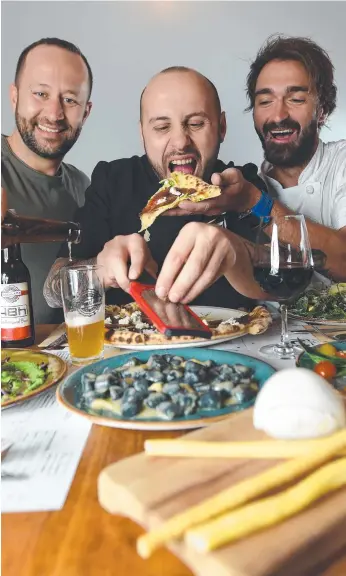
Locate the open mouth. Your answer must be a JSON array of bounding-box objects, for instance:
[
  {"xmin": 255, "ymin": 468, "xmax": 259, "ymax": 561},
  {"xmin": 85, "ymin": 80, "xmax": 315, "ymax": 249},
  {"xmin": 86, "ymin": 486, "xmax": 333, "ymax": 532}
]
[
  {"xmin": 169, "ymin": 157, "xmax": 197, "ymax": 175},
  {"xmin": 267, "ymin": 128, "xmax": 299, "ymax": 144}
]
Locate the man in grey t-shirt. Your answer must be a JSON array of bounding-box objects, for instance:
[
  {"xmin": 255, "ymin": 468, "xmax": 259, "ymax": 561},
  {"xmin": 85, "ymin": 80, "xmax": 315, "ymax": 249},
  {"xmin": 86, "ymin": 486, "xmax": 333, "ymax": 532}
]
[{"xmin": 1, "ymin": 37, "xmax": 93, "ymax": 323}]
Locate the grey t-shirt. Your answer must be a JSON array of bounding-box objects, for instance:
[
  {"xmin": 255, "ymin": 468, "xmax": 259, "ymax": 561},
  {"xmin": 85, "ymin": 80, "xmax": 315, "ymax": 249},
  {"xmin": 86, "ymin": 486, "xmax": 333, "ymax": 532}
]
[{"xmin": 1, "ymin": 134, "xmax": 90, "ymax": 324}]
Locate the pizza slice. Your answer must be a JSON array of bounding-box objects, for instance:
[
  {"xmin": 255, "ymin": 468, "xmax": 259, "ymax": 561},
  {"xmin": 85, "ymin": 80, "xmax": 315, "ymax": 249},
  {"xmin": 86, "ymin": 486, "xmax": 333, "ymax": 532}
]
[
  {"xmin": 104, "ymin": 303, "xmax": 272, "ymax": 346},
  {"xmin": 139, "ymin": 171, "xmax": 221, "ymax": 232}
]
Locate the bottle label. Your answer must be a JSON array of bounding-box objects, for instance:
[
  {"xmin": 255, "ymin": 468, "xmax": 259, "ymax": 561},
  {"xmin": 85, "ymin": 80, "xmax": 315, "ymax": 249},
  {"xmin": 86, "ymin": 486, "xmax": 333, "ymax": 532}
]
[{"xmin": 0, "ymin": 282, "xmax": 32, "ymax": 341}]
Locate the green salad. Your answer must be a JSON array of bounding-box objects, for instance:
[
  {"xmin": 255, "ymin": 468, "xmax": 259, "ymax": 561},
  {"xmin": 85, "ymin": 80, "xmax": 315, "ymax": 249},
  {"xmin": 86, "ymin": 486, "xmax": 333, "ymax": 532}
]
[
  {"xmin": 1, "ymin": 359, "xmax": 49, "ymax": 403},
  {"xmin": 289, "ymin": 284, "xmax": 346, "ymax": 320}
]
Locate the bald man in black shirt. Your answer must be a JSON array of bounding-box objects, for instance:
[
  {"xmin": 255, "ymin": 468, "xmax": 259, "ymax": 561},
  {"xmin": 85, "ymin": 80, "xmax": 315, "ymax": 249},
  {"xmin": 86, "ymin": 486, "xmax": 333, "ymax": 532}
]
[{"xmin": 44, "ymin": 67, "xmax": 269, "ymax": 310}]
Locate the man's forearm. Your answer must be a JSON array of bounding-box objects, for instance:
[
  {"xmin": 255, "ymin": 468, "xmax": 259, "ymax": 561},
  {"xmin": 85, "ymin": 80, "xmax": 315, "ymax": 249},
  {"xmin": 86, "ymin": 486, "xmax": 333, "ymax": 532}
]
[
  {"xmin": 43, "ymin": 257, "xmax": 97, "ymax": 308},
  {"xmin": 223, "ymin": 231, "xmax": 269, "ymax": 300},
  {"xmin": 269, "ymin": 200, "xmax": 346, "ymax": 280}
]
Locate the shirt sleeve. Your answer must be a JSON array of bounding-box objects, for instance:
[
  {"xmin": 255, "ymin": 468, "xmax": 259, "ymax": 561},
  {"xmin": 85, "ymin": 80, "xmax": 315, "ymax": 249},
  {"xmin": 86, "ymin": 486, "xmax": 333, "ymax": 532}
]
[
  {"xmin": 78, "ymin": 172, "xmax": 91, "ymax": 205},
  {"xmin": 224, "ymin": 162, "xmax": 265, "ymax": 242},
  {"xmin": 331, "ymin": 183, "xmax": 346, "ymax": 230},
  {"xmin": 58, "ymin": 161, "xmax": 112, "ymax": 259},
  {"xmin": 240, "ymin": 162, "xmax": 266, "ymax": 192}
]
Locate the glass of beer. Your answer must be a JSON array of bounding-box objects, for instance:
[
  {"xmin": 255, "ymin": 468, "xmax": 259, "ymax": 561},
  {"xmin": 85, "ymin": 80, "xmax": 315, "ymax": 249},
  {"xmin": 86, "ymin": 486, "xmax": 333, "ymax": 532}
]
[{"xmin": 60, "ymin": 265, "xmax": 105, "ymax": 365}]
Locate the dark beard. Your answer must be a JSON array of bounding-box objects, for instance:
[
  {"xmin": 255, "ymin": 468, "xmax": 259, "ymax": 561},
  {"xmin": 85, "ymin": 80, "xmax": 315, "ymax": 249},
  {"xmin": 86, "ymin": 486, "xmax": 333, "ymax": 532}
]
[
  {"xmin": 15, "ymin": 109, "xmax": 82, "ymax": 160},
  {"xmin": 256, "ymin": 117, "xmax": 318, "ymax": 168}
]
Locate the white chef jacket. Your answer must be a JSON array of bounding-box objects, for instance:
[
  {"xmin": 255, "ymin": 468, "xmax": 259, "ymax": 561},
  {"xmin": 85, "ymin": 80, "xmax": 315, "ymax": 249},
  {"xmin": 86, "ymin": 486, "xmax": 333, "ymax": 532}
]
[{"xmin": 260, "ymin": 139, "xmax": 346, "ymax": 230}]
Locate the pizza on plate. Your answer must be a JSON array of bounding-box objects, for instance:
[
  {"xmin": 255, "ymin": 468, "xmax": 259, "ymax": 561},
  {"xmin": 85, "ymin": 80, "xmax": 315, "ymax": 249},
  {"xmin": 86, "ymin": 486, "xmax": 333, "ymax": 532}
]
[
  {"xmin": 104, "ymin": 303, "xmax": 272, "ymax": 346},
  {"xmin": 139, "ymin": 172, "xmax": 221, "ymax": 231}
]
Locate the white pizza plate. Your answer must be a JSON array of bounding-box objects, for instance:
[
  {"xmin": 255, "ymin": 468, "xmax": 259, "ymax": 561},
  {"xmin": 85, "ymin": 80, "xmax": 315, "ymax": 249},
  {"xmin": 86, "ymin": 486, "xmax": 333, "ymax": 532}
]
[{"xmin": 104, "ymin": 306, "xmax": 258, "ymax": 351}]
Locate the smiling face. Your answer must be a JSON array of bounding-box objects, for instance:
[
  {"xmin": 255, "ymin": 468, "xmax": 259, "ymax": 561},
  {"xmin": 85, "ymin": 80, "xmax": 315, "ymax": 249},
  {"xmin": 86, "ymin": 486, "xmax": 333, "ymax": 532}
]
[
  {"xmin": 253, "ymin": 59, "xmax": 322, "ymax": 168},
  {"xmin": 140, "ymin": 70, "xmax": 226, "ymax": 180},
  {"xmin": 11, "ymin": 45, "xmax": 92, "ymax": 159}
]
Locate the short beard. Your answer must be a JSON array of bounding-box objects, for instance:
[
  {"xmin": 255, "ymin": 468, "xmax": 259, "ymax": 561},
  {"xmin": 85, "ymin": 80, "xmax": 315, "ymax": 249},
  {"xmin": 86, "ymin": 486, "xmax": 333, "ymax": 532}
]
[
  {"xmin": 257, "ymin": 117, "xmax": 319, "ymax": 168},
  {"xmin": 15, "ymin": 109, "xmax": 82, "ymax": 160}
]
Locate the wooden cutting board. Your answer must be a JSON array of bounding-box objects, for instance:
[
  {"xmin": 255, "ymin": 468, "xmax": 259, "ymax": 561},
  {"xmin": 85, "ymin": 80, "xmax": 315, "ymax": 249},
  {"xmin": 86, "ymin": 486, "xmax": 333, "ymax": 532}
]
[{"xmin": 98, "ymin": 409, "xmax": 346, "ymax": 576}]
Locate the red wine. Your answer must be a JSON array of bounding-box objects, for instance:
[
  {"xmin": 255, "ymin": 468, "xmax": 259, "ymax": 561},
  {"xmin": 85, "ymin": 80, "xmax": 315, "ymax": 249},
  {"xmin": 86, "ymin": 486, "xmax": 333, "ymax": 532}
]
[{"xmin": 253, "ymin": 265, "xmax": 313, "ymax": 301}]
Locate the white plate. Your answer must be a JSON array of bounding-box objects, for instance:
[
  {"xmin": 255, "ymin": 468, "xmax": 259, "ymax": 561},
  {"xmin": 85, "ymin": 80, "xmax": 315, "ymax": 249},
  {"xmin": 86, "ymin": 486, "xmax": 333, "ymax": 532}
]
[{"xmin": 105, "ymin": 306, "xmax": 252, "ymax": 351}]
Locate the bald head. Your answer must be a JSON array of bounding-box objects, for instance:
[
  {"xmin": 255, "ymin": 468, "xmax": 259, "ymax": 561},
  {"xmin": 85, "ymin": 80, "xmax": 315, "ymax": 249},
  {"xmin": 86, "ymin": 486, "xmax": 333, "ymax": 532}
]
[
  {"xmin": 139, "ymin": 66, "xmax": 226, "ymax": 181},
  {"xmin": 140, "ymin": 66, "xmax": 221, "ymax": 122},
  {"xmin": 15, "ymin": 37, "xmax": 93, "ymax": 98}
]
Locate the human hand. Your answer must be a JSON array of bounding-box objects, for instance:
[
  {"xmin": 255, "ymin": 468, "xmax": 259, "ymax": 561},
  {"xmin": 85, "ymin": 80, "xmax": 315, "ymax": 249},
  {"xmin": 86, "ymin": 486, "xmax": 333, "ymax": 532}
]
[
  {"xmin": 164, "ymin": 168, "xmax": 261, "ymax": 217},
  {"xmin": 155, "ymin": 222, "xmax": 236, "ymax": 303},
  {"xmin": 96, "ymin": 233, "xmax": 158, "ymax": 291}
]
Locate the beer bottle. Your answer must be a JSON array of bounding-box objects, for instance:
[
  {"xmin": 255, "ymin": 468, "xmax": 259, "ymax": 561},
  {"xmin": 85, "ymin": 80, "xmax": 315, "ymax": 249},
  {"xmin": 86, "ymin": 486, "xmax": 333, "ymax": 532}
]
[
  {"xmin": 1, "ymin": 244, "xmax": 35, "ymax": 347},
  {"xmin": 1, "ymin": 210, "xmax": 81, "ymax": 248}
]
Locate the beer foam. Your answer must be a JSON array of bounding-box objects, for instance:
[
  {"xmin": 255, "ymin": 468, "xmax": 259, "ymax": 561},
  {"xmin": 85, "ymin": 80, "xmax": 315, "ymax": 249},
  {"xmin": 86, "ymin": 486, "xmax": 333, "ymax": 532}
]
[{"xmin": 65, "ymin": 308, "xmax": 104, "ymax": 327}]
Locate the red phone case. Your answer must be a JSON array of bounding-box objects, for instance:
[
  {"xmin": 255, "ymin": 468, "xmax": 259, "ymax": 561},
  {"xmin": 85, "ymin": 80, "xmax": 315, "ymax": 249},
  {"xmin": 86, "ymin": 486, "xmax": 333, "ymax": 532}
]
[{"xmin": 129, "ymin": 282, "xmax": 212, "ymax": 339}]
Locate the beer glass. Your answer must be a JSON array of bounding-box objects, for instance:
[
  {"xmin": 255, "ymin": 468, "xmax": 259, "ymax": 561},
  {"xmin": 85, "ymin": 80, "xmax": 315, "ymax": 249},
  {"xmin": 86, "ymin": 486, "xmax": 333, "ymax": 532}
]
[{"xmin": 60, "ymin": 265, "xmax": 105, "ymax": 365}]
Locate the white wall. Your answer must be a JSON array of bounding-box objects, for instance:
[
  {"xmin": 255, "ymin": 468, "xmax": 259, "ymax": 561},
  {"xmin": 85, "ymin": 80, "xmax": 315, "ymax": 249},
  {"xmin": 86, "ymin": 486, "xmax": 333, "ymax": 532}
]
[{"xmin": 2, "ymin": 1, "xmax": 345, "ymax": 177}]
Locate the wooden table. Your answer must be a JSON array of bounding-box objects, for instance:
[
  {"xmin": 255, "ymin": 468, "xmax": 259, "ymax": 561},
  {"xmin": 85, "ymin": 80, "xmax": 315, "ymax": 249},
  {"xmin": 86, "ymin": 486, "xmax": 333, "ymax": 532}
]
[{"xmin": 2, "ymin": 325, "xmax": 346, "ymax": 576}]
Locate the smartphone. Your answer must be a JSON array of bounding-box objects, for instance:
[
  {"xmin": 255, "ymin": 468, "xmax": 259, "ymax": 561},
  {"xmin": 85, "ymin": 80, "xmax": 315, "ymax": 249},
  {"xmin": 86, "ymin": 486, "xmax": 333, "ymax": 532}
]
[{"xmin": 129, "ymin": 281, "xmax": 212, "ymax": 339}]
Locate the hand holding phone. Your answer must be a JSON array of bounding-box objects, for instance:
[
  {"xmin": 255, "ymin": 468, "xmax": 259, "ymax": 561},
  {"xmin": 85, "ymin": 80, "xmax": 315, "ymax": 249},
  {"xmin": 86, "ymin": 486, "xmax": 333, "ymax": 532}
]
[{"xmin": 129, "ymin": 282, "xmax": 212, "ymax": 339}]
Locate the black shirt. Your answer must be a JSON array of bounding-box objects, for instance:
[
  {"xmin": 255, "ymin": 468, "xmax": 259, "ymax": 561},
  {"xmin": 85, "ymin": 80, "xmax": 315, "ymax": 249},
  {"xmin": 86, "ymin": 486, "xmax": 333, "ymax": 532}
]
[{"xmin": 60, "ymin": 155, "xmax": 263, "ymax": 308}]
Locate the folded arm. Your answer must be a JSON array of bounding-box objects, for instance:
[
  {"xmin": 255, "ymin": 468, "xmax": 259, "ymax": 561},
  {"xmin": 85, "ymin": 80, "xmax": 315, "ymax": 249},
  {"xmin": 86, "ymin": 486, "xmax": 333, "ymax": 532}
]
[
  {"xmin": 44, "ymin": 223, "xmax": 268, "ymax": 310},
  {"xmin": 44, "ymin": 234, "xmax": 158, "ymax": 308}
]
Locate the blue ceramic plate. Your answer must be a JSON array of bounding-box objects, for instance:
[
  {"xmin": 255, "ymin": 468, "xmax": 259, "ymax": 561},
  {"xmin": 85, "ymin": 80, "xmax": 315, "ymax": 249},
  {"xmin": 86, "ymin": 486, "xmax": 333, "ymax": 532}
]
[{"xmin": 57, "ymin": 348, "xmax": 275, "ymax": 430}]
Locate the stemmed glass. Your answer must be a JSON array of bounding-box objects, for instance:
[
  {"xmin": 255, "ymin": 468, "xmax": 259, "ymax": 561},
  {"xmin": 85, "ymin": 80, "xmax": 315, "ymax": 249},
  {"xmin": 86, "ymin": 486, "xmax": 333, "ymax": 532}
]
[{"xmin": 253, "ymin": 215, "xmax": 314, "ymax": 359}]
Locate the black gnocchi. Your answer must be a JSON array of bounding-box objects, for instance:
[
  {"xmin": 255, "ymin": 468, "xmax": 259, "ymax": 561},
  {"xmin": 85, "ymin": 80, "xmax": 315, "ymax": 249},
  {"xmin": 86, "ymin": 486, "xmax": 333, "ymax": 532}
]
[{"xmin": 81, "ymin": 353, "xmax": 260, "ymax": 420}]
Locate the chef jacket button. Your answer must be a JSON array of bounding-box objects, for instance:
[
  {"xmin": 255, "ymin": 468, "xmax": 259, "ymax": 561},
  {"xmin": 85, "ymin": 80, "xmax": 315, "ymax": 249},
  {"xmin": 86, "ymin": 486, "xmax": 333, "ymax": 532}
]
[{"xmin": 306, "ymin": 185, "xmax": 314, "ymax": 194}]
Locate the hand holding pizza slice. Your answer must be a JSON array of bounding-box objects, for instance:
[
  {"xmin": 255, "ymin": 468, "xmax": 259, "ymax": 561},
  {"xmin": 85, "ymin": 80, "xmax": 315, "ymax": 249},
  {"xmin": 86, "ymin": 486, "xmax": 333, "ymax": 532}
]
[{"xmin": 139, "ymin": 172, "xmax": 221, "ymax": 232}]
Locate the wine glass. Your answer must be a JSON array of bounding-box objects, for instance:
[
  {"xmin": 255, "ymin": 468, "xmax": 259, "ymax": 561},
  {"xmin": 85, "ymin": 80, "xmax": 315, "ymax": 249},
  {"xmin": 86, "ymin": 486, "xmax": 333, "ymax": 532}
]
[{"xmin": 253, "ymin": 215, "xmax": 314, "ymax": 359}]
